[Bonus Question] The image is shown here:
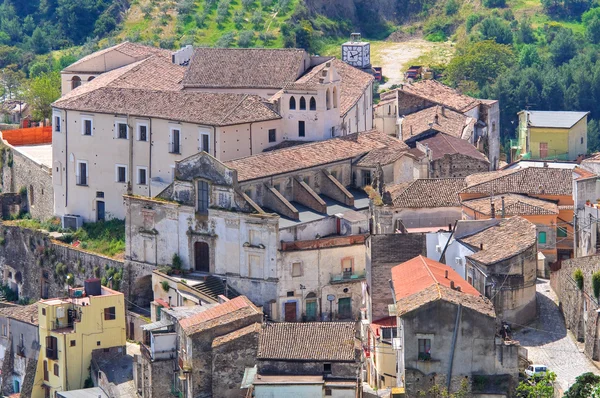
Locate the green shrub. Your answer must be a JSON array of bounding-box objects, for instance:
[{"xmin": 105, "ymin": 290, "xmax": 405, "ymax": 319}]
[
  {"xmin": 445, "ymin": 0, "xmax": 460, "ymax": 15},
  {"xmin": 161, "ymin": 280, "xmax": 170, "ymax": 292},
  {"xmin": 172, "ymin": 254, "xmax": 182, "ymax": 270},
  {"xmin": 574, "ymin": 268, "xmax": 584, "ymax": 290},
  {"xmin": 483, "ymin": 0, "xmax": 506, "ymax": 8},
  {"xmin": 466, "ymin": 14, "xmax": 481, "ymax": 33},
  {"xmin": 593, "ymin": 271, "xmax": 600, "ymax": 299}
]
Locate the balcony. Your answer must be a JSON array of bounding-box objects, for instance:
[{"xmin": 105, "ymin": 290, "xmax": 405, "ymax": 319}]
[
  {"xmin": 330, "ymin": 270, "xmax": 366, "ymax": 284},
  {"xmin": 509, "ymin": 139, "xmax": 521, "ymax": 149},
  {"xmin": 142, "ymin": 332, "xmax": 177, "ymax": 361}
]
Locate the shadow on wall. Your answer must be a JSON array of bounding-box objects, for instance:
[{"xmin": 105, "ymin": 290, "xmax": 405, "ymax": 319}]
[{"xmin": 513, "ymin": 289, "xmax": 567, "ymax": 347}]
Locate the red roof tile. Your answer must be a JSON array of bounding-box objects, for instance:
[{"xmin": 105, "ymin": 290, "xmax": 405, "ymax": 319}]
[{"xmin": 179, "ymin": 296, "xmax": 261, "ymax": 335}]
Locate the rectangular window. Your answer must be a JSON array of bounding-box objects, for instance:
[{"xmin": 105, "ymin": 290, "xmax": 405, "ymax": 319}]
[
  {"xmin": 42, "ymin": 308, "xmax": 46, "ymax": 316},
  {"xmin": 46, "ymin": 336, "xmax": 58, "ymax": 360},
  {"xmin": 76, "ymin": 161, "xmax": 88, "ymax": 186},
  {"xmin": 557, "ymin": 227, "xmax": 568, "ymax": 237},
  {"xmin": 323, "ymin": 363, "xmax": 332, "ymax": 374},
  {"xmin": 54, "ymin": 116, "xmax": 60, "ymax": 132},
  {"xmin": 1, "ymin": 324, "xmax": 6, "ymax": 337},
  {"xmin": 116, "ymin": 165, "xmax": 127, "ymax": 183},
  {"xmin": 538, "ymin": 231, "xmax": 547, "ymax": 244},
  {"xmin": 170, "ymin": 128, "xmax": 181, "ymax": 154},
  {"xmin": 325, "ymin": 388, "xmax": 332, "ymax": 396},
  {"xmin": 298, "ymin": 121, "xmax": 305, "ymax": 137},
  {"xmin": 197, "ymin": 180, "xmax": 209, "ymax": 214},
  {"xmin": 268, "ymin": 129, "xmax": 276, "ymax": 143},
  {"xmin": 287, "ymin": 291, "xmax": 294, "ymax": 297},
  {"xmin": 104, "ymin": 307, "xmax": 116, "ymax": 320},
  {"xmin": 137, "ymin": 123, "xmax": 148, "ymax": 141},
  {"xmin": 137, "ymin": 167, "xmax": 148, "ymax": 185},
  {"xmin": 70, "ymin": 340, "xmax": 76, "ymax": 347},
  {"xmin": 381, "ymin": 327, "xmax": 398, "ymax": 340},
  {"xmin": 96, "ymin": 191, "xmax": 104, "ymax": 198},
  {"xmin": 116, "ymin": 122, "xmax": 128, "ymax": 139},
  {"xmin": 292, "ymin": 262, "xmax": 302, "ymax": 277},
  {"xmin": 53, "ymin": 363, "xmax": 59, "ymax": 376},
  {"xmin": 200, "ymin": 133, "xmax": 210, "ymax": 153},
  {"xmin": 362, "ymin": 170, "xmax": 371, "ymax": 186},
  {"xmin": 82, "ymin": 118, "xmax": 92, "ymax": 136},
  {"xmin": 342, "ymin": 258, "xmax": 353, "ymax": 275},
  {"xmin": 418, "ymin": 338, "xmax": 431, "ymax": 360},
  {"xmin": 331, "ymin": 126, "xmax": 335, "ymax": 137}
]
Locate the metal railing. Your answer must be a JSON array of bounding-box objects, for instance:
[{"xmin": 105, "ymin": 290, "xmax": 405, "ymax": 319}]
[
  {"xmin": 330, "ymin": 270, "xmax": 366, "ymax": 283},
  {"xmin": 521, "ymin": 151, "xmax": 569, "ymax": 161},
  {"xmin": 509, "ymin": 139, "xmax": 521, "ymax": 149}
]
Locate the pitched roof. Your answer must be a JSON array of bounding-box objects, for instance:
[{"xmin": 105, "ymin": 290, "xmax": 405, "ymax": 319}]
[
  {"xmin": 391, "ymin": 256, "xmax": 494, "ymax": 317},
  {"xmin": 461, "ymin": 194, "xmax": 559, "ymax": 216},
  {"xmin": 257, "ymin": 322, "xmax": 357, "ymax": 361},
  {"xmin": 401, "ymin": 106, "xmax": 473, "ymax": 141},
  {"xmin": 64, "ymin": 41, "xmax": 172, "ymax": 73},
  {"xmin": 332, "ymin": 59, "xmax": 375, "ymax": 116},
  {"xmin": 182, "ymin": 48, "xmax": 307, "ymax": 89},
  {"xmin": 573, "ymin": 166, "xmax": 597, "ymax": 180},
  {"xmin": 354, "ymin": 146, "xmax": 423, "ymax": 167},
  {"xmin": 386, "ymin": 178, "xmax": 466, "ymax": 208},
  {"xmin": 521, "ymin": 110, "xmax": 589, "ymax": 129},
  {"xmin": 463, "ymin": 167, "xmax": 573, "ymax": 196},
  {"xmin": 212, "ymin": 322, "xmax": 261, "ymax": 348},
  {"xmin": 388, "ymin": 80, "xmax": 482, "ymax": 113},
  {"xmin": 459, "ymin": 216, "xmax": 537, "ymax": 265},
  {"xmin": 179, "ymin": 296, "xmax": 261, "ymax": 335},
  {"xmin": 224, "ymin": 130, "xmax": 408, "ymax": 182},
  {"xmin": 418, "ymin": 132, "xmax": 488, "ymax": 162},
  {"xmin": 0, "ymin": 304, "xmax": 38, "ymax": 325},
  {"xmin": 53, "ymin": 88, "xmax": 281, "ymax": 127}
]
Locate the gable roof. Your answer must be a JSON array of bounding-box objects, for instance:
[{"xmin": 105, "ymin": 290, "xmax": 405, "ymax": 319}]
[
  {"xmin": 387, "ymin": 80, "xmax": 482, "ymax": 113},
  {"xmin": 257, "ymin": 322, "xmax": 357, "ymax": 361},
  {"xmin": 386, "ymin": 178, "xmax": 466, "ymax": 208},
  {"xmin": 179, "ymin": 296, "xmax": 261, "ymax": 335},
  {"xmin": 462, "ymin": 194, "xmax": 559, "ymax": 216},
  {"xmin": 182, "ymin": 48, "xmax": 307, "ymax": 89},
  {"xmin": 0, "ymin": 304, "xmax": 38, "ymax": 325},
  {"xmin": 224, "ymin": 130, "xmax": 408, "ymax": 182},
  {"xmin": 463, "ymin": 167, "xmax": 573, "ymax": 196},
  {"xmin": 391, "ymin": 255, "xmax": 494, "ymax": 317},
  {"xmin": 418, "ymin": 132, "xmax": 488, "ymax": 162},
  {"xmin": 459, "ymin": 216, "xmax": 537, "ymax": 265},
  {"xmin": 64, "ymin": 41, "xmax": 172, "ymax": 73},
  {"xmin": 332, "ymin": 59, "xmax": 375, "ymax": 116},
  {"xmin": 401, "ymin": 106, "xmax": 473, "ymax": 141},
  {"xmin": 521, "ymin": 110, "xmax": 589, "ymax": 129}
]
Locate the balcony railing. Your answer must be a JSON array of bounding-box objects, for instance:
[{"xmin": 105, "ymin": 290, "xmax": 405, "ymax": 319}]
[
  {"xmin": 521, "ymin": 151, "xmax": 569, "ymax": 161},
  {"xmin": 330, "ymin": 270, "xmax": 366, "ymax": 284},
  {"xmin": 509, "ymin": 139, "xmax": 521, "ymax": 149}
]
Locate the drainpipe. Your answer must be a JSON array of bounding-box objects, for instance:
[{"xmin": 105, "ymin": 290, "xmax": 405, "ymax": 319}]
[
  {"xmin": 127, "ymin": 114, "xmax": 133, "ymax": 195},
  {"xmin": 149, "ymin": 118, "xmax": 153, "ymax": 197},
  {"xmin": 65, "ymin": 110, "xmax": 68, "ymax": 208},
  {"xmin": 212, "ymin": 126, "xmax": 216, "ymax": 158},
  {"xmin": 249, "ymin": 122, "xmax": 254, "ymax": 155},
  {"xmin": 446, "ymin": 304, "xmax": 462, "ymax": 391}
]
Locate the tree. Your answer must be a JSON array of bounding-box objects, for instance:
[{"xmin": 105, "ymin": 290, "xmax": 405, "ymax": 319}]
[
  {"xmin": 445, "ymin": 0, "xmax": 459, "ymax": 15},
  {"xmin": 516, "ymin": 371, "xmax": 556, "ymax": 398},
  {"xmin": 565, "ymin": 372, "xmax": 600, "ymax": 397},
  {"xmin": 22, "ymin": 15, "xmax": 35, "ymax": 35},
  {"xmin": 483, "ymin": 0, "xmax": 506, "ymax": 8},
  {"xmin": 550, "ymin": 29, "xmax": 579, "ymax": 66},
  {"xmin": 445, "ymin": 40, "xmax": 515, "ymax": 88},
  {"xmin": 31, "ymin": 27, "xmax": 50, "ymax": 54},
  {"xmin": 589, "ymin": 119, "xmax": 600, "ymax": 153},
  {"xmin": 24, "ymin": 70, "xmax": 60, "ymax": 120},
  {"xmin": 251, "ymin": 10, "xmax": 263, "ymax": 29},
  {"xmin": 519, "ymin": 45, "xmax": 541, "ymax": 67},
  {"xmin": 466, "ymin": 14, "xmax": 481, "ymax": 33},
  {"xmin": 515, "ymin": 18, "xmax": 536, "ymax": 44},
  {"xmin": 479, "ymin": 17, "xmax": 513, "ymax": 44},
  {"xmin": 237, "ymin": 30, "xmax": 254, "ymax": 47},
  {"xmin": 1, "ymin": 65, "xmax": 25, "ymax": 99},
  {"xmin": 215, "ymin": 32, "xmax": 235, "ymax": 48}
]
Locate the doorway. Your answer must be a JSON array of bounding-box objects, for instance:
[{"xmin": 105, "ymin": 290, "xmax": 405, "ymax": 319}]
[
  {"xmin": 97, "ymin": 201, "xmax": 105, "ymax": 221},
  {"xmin": 539, "ymin": 142, "xmax": 548, "ymax": 159},
  {"xmin": 284, "ymin": 302, "xmax": 297, "ymax": 322},
  {"xmin": 338, "ymin": 297, "xmax": 352, "ymax": 319},
  {"xmin": 194, "ymin": 242, "xmax": 210, "ymax": 272}
]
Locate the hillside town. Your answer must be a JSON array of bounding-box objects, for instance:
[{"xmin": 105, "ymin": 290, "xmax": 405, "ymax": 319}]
[{"xmin": 0, "ymin": 35, "xmax": 600, "ymax": 398}]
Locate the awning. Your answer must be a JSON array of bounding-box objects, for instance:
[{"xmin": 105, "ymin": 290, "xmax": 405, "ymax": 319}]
[{"xmin": 141, "ymin": 319, "xmax": 173, "ymax": 331}]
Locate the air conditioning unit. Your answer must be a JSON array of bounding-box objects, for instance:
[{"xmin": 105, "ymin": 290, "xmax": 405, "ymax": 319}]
[{"xmin": 62, "ymin": 214, "xmax": 83, "ymax": 231}]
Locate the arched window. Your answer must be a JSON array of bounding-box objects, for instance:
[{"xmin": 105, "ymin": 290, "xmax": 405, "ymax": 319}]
[
  {"xmin": 326, "ymin": 89, "xmax": 331, "ymax": 110},
  {"xmin": 71, "ymin": 76, "xmax": 81, "ymax": 90},
  {"xmin": 299, "ymin": 96, "xmax": 306, "ymax": 110},
  {"xmin": 88, "ymin": 76, "xmax": 95, "ymax": 81},
  {"xmin": 538, "ymin": 231, "xmax": 547, "ymax": 244},
  {"xmin": 289, "ymin": 96, "xmax": 296, "ymax": 110},
  {"xmin": 309, "ymin": 97, "xmax": 316, "ymax": 111},
  {"xmin": 333, "ymin": 86, "xmax": 338, "ymax": 108}
]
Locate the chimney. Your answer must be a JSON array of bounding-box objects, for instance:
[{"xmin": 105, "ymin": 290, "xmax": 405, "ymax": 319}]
[
  {"xmin": 445, "ymin": 270, "xmax": 449, "ymax": 278},
  {"xmin": 456, "ymin": 286, "xmax": 461, "ymax": 292},
  {"xmin": 410, "ymin": 125, "xmax": 413, "ymax": 136},
  {"xmin": 433, "ymin": 114, "xmax": 439, "ymax": 124},
  {"xmin": 441, "ymin": 106, "xmax": 445, "ymax": 116},
  {"xmin": 501, "ymin": 196, "xmax": 505, "ymax": 218},
  {"xmin": 480, "ymin": 243, "xmax": 484, "ymax": 250},
  {"xmin": 490, "ymin": 202, "xmax": 496, "ymax": 219},
  {"xmin": 450, "ymin": 281, "xmax": 455, "ymax": 289},
  {"xmin": 448, "ymin": 223, "xmax": 452, "ymax": 232}
]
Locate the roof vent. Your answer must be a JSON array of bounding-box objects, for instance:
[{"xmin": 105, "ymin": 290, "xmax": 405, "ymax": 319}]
[
  {"xmin": 445, "ymin": 270, "xmax": 449, "ymax": 278},
  {"xmin": 450, "ymin": 281, "xmax": 455, "ymax": 289},
  {"xmin": 456, "ymin": 286, "xmax": 461, "ymax": 292},
  {"xmin": 480, "ymin": 243, "xmax": 484, "ymax": 250}
]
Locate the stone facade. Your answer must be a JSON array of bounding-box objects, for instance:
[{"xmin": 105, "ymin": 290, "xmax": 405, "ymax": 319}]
[{"xmin": 431, "ymin": 153, "xmax": 490, "ymax": 178}]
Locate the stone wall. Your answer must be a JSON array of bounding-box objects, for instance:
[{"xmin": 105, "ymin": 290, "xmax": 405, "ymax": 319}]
[
  {"xmin": 0, "ymin": 193, "xmax": 26, "ymax": 219},
  {"xmin": 432, "ymin": 153, "xmax": 490, "ymax": 178}
]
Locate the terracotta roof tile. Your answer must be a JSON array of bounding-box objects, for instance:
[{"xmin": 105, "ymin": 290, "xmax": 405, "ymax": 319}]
[
  {"xmin": 459, "ymin": 216, "xmax": 537, "ymax": 265},
  {"xmin": 418, "ymin": 132, "xmax": 488, "ymax": 162},
  {"xmin": 0, "ymin": 303, "xmax": 38, "ymax": 325},
  {"xmin": 258, "ymin": 322, "xmax": 357, "ymax": 361},
  {"xmin": 331, "ymin": 60, "xmax": 374, "ymax": 116},
  {"xmin": 462, "ymin": 194, "xmax": 559, "ymax": 216},
  {"xmin": 574, "ymin": 166, "xmax": 597, "ymax": 180},
  {"xmin": 386, "ymin": 178, "xmax": 466, "ymax": 208},
  {"xmin": 401, "ymin": 106, "xmax": 473, "ymax": 141},
  {"xmin": 179, "ymin": 296, "xmax": 261, "ymax": 335},
  {"xmin": 384, "ymin": 80, "xmax": 481, "ymax": 113},
  {"xmin": 212, "ymin": 322, "xmax": 261, "ymax": 348},
  {"xmin": 224, "ymin": 130, "xmax": 406, "ymax": 181},
  {"xmin": 183, "ymin": 48, "xmax": 307, "ymax": 89},
  {"xmin": 463, "ymin": 167, "xmax": 573, "ymax": 196}
]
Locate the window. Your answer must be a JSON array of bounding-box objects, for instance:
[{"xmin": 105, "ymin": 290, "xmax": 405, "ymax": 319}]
[
  {"xmin": 331, "ymin": 126, "xmax": 335, "ymax": 137},
  {"xmin": 115, "ymin": 165, "xmax": 127, "ymax": 183},
  {"xmin": 70, "ymin": 340, "xmax": 76, "ymax": 347},
  {"xmin": 137, "ymin": 123, "xmax": 148, "ymax": 141},
  {"xmin": 292, "ymin": 262, "xmax": 302, "ymax": 277},
  {"xmin": 538, "ymin": 231, "xmax": 547, "ymax": 244},
  {"xmin": 43, "ymin": 361, "xmax": 49, "ymax": 382},
  {"xmin": 71, "ymin": 76, "xmax": 81, "ymax": 90},
  {"xmin": 287, "ymin": 291, "xmax": 294, "ymax": 297},
  {"xmin": 299, "ymin": 96, "xmax": 306, "ymax": 110},
  {"xmin": 330, "ymin": 170, "xmax": 337, "ymax": 179},
  {"xmin": 170, "ymin": 128, "xmax": 181, "ymax": 154},
  {"xmin": 338, "ymin": 297, "xmax": 352, "ymax": 319},
  {"xmin": 46, "ymin": 336, "xmax": 58, "ymax": 360},
  {"xmin": 82, "ymin": 118, "xmax": 92, "ymax": 136},
  {"xmin": 42, "ymin": 308, "xmax": 46, "ymax": 316},
  {"xmin": 137, "ymin": 167, "xmax": 148, "ymax": 185},
  {"xmin": 342, "ymin": 258, "xmax": 353, "ymax": 277},
  {"xmin": 268, "ymin": 129, "xmax": 276, "ymax": 143},
  {"xmin": 289, "ymin": 96, "xmax": 296, "ymax": 110},
  {"xmin": 326, "ymin": 89, "xmax": 331, "ymax": 110},
  {"xmin": 200, "ymin": 133, "xmax": 210, "ymax": 153},
  {"xmin": 581, "ymin": 137, "xmax": 584, "ymax": 145},
  {"xmin": 53, "ymin": 363, "xmax": 59, "ymax": 376},
  {"xmin": 29, "ymin": 185, "xmax": 34, "ymax": 205},
  {"xmin": 97, "ymin": 341, "xmax": 101, "ymax": 346},
  {"xmin": 492, "ymin": 122, "xmax": 496, "ymax": 132},
  {"xmin": 362, "ymin": 170, "xmax": 371, "ymax": 186},
  {"xmin": 54, "ymin": 116, "xmax": 61, "ymax": 132},
  {"xmin": 325, "ymin": 388, "xmax": 332, "ymax": 396},
  {"xmin": 309, "ymin": 96, "xmax": 316, "ymax": 111},
  {"xmin": 323, "ymin": 363, "xmax": 332, "ymax": 374},
  {"xmin": 382, "ymin": 327, "xmax": 398, "ymax": 340},
  {"xmin": 76, "ymin": 161, "xmax": 88, "ymax": 186},
  {"xmin": 197, "ymin": 180, "xmax": 209, "ymax": 214},
  {"xmin": 104, "ymin": 306, "xmax": 116, "ymax": 320},
  {"xmin": 298, "ymin": 121, "xmax": 305, "ymax": 137},
  {"xmin": 96, "ymin": 191, "xmax": 104, "ymax": 198},
  {"xmin": 418, "ymin": 338, "xmax": 431, "ymax": 360},
  {"xmin": 116, "ymin": 122, "xmax": 128, "ymax": 139},
  {"xmin": 1, "ymin": 324, "xmax": 6, "ymax": 337},
  {"xmin": 557, "ymin": 227, "xmax": 567, "ymax": 237},
  {"xmin": 333, "ymin": 87, "xmax": 338, "ymax": 108}
]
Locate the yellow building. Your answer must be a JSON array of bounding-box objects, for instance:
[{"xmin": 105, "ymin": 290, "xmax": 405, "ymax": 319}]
[
  {"xmin": 515, "ymin": 110, "xmax": 588, "ymax": 161},
  {"xmin": 33, "ymin": 279, "xmax": 126, "ymax": 398}
]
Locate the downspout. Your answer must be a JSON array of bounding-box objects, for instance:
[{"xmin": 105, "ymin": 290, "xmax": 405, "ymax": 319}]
[
  {"xmin": 65, "ymin": 110, "xmax": 68, "ymax": 208},
  {"xmin": 249, "ymin": 122, "xmax": 254, "ymax": 155},
  {"xmin": 128, "ymin": 114, "xmax": 133, "ymax": 195},
  {"xmin": 149, "ymin": 118, "xmax": 153, "ymax": 196},
  {"xmin": 212, "ymin": 126, "xmax": 216, "ymax": 158},
  {"xmin": 446, "ymin": 304, "xmax": 462, "ymax": 391}
]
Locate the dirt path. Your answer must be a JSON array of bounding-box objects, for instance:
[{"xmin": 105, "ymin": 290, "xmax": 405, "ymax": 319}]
[{"xmin": 373, "ymin": 39, "xmax": 454, "ymax": 89}]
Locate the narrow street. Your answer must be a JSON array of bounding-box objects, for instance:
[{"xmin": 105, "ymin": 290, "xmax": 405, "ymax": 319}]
[{"xmin": 514, "ymin": 279, "xmax": 599, "ymax": 392}]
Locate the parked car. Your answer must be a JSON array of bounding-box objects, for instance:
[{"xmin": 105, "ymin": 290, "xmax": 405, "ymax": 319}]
[{"xmin": 525, "ymin": 364, "xmax": 548, "ymax": 379}]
